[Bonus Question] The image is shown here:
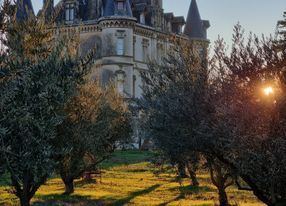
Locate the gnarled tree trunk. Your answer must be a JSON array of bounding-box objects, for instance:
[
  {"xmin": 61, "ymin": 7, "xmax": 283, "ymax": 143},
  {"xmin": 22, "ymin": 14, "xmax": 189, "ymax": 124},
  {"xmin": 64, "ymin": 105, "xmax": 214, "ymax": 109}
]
[
  {"xmin": 11, "ymin": 174, "xmax": 39, "ymax": 206},
  {"xmin": 19, "ymin": 195, "xmax": 31, "ymax": 206},
  {"xmin": 187, "ymin": 155, "xmax": 200, "ymax": 186},
  {"xmin": 187, "ymin": 164, "xmax": 199, "ymax": 186},
  {"xmin": 62, "ymin": 176, "xmax": 74, "ymax": 195},
  {"xmin": 208, "ymin": 158, "xmax": 233, "ymax": 206},
  {"xmin": 218, "ymin": 186, "xmax": 228, "ymax": 206}
]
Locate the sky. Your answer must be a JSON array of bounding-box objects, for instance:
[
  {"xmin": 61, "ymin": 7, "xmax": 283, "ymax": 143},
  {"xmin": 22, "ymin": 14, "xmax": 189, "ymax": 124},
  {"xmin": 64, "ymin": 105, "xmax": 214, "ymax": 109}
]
[{"xmin": 32, "ymin": 0, "xmax": 285, "ymax": 47}]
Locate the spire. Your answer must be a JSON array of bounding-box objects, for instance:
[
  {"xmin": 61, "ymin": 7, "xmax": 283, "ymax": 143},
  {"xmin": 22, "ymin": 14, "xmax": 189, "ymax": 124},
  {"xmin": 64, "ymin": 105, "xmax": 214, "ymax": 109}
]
[
  {"xmin": 103, "ymin": 0, "xmax": 133, "ymax": 17},
  {"xmin": 184, "ymin": 0, "xmax": 208, "ymax": 39},
  {"xmin": 16, "ymin": 0, "xmax": 35, "ymax": 21}
]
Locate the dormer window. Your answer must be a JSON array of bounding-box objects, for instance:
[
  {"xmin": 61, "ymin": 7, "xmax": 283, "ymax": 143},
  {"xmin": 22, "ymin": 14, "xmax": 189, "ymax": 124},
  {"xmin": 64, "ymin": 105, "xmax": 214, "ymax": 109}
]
[
  {"xmin": 140, "ymin": 12, "xmax": 145, "ymax": 24},
  {"xmin": 65, "ymin": 3, "xmax": 74, "ymax": 22},
  {"xmin": 116, "ymin": 0, "xmax": 126, "ymax": 15},
  {"xmin": 117, "ymin": 1, "xmax": 124, "ymax": 10}
]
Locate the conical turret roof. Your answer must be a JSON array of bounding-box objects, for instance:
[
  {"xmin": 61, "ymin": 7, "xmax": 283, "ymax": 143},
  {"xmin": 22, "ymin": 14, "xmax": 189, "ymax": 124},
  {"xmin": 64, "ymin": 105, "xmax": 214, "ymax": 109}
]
[
  {"xmin": 16, "ymin": 0, "xmax": 35, "ymax": 21},
  {"xmin": 184, "ymin": 0, "xmax": 205, "ymax": 39}
]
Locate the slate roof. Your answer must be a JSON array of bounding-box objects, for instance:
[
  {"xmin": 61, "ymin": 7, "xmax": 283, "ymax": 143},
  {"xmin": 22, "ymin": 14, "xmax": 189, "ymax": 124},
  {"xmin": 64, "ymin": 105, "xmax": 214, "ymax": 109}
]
[
  {"xmin": 173, "ymin": 16, "xmax": 185, "ymax": 24},
  {"xmin": 184, "ymin": 0, "xmax": 206, "ymax": 39},
  {"xmin": 16, "ymin": 0, "xmax": 35, "ymax": 21},
  {"xmin": 133, "ymin": 3, "xmax": 147, "ymax": 13},
  {"xmin": 103, "ymin": 0, "xmax": 133, "ymax": 17}
]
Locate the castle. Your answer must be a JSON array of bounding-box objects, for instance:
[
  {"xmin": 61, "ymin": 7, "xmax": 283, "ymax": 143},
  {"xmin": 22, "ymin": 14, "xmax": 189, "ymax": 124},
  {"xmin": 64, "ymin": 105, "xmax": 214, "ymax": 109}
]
[
  {"xmin": 16, "ymin": 0, "xmax": 210, "ymax": 99},
  {"xmin": 16, "ymin": 0, "xmax": 210, "ymax": 148}
]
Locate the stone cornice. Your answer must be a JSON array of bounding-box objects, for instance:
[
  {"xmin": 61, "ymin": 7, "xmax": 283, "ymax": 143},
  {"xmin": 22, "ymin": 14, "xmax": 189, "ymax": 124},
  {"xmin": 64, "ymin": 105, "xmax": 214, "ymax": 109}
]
[
  {"xmin": 134, "ymin": 24, "xmax": 185, "ymax": 41},
  {"xmin": 98, "ymin": 16, "xmax": 137, "ymax": 28},
  {"xmin": 52, "ymin": 23, "xmax": 101, "ymax": 35},
  {"xmin": 52, "ymin": 19, "xmax": 195, "ymax": 43}
]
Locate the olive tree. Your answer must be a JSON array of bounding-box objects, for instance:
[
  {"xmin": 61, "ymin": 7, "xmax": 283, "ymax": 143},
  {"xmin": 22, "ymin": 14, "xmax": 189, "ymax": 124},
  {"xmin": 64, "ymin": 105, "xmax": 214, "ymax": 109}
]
[
  {"xmin": 209, "ymin": 23, "xmax": 286, "ymax": 206},
  {"xmin": 0, "ymin": 4, "xmax": 93, "ymax": 205},
  {"xmin": 140, "ymin": 37, "xmax": 211, "ymax": 186},
  {"xmin": 56, "ymin": 83, "xmax": 132, "ymax": 194}
]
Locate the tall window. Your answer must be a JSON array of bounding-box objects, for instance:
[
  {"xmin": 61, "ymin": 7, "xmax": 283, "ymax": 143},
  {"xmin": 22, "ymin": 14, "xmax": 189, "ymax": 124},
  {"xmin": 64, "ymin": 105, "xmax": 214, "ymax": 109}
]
[
  {"xmin": 65, "ymin": 3, "xmax": 74, "ymax": 22},
  {"xmin": 157, "ymin": 43, "xmax": 163, "ymax": 63},
  {"xmin": 142, "ymin": 39, "xmax": 149, "ymax": 62},
  {"xmin": 140, "ymin": 13, "xmax": 145, "ymax": 24},
  {"xmin": 116, "ymin": 70, "xmax": 126, "ymax": 95},
  {"xmin": 116, "ymin": 38, "xmax": 124, "ymax": 55},
  {"xmin": 133, "ymin": 75, "xmax": 136, "ymax": 98}
]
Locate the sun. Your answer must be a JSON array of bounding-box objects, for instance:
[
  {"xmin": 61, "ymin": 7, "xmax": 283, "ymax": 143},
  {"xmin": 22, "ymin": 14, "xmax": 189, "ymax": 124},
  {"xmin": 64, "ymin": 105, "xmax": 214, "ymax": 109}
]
[{"xmin": 263, "ymin": 87, "xmax": 274, "ymax": 96}]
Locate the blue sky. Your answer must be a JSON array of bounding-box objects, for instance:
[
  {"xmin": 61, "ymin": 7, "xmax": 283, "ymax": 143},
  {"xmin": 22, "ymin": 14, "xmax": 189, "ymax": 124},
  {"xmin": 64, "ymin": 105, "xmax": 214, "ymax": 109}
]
[{"xmin": 32, "ymin": 0, "xmax": 285, "ymax": 47}]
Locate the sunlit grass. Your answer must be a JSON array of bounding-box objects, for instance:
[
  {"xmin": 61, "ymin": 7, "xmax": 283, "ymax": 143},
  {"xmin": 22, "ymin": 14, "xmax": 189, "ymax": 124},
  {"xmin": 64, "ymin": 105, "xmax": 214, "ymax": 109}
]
[{"xmin": 0, "ymin": 151, "xmax": 266, "ymax": 206}]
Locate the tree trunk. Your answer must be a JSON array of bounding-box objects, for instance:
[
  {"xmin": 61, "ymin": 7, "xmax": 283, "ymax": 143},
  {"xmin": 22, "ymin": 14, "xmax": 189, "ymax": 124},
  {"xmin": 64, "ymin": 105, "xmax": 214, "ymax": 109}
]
[
  {"xmin": 187, "ymin": 166, "xmax": 199, "ymax": 186},
  {"xmin": 187, "ymin": 163, "xmax": 200, "ymax": 186},
  {"xmin": 218, "ymin": 186, "xmax": 229, "ymax": 206},
  {"xmin": 178, "ymin": 162, "xmax": 188, "ymax": 178},
  {"xmin": 62, "ymin": 177, "xmax": 74, "ymax": 195},
  {"xmin": 11, "ymin": 174, "xmax": 33, "ymax": 206},
  {"xmin": 209, "ymin": 162, "xmax": 229, "ymax": 206},
  {"xmin": 19, "ymin": 195, "xmax": 31, "ymax": 206}
]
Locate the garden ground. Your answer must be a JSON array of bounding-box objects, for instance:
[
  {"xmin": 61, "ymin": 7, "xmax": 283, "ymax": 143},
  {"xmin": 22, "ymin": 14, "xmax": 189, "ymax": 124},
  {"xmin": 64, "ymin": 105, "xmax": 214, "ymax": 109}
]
[{"xmin": 0, "ymin": 151, "xmax": 265, "ymax": 206}]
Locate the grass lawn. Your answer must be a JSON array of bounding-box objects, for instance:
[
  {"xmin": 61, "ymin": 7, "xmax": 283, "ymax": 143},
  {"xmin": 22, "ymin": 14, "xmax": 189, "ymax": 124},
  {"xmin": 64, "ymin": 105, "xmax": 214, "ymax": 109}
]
[{"xmin": 0, "ymin": 151, "xmax": 265, "ymax": 206}]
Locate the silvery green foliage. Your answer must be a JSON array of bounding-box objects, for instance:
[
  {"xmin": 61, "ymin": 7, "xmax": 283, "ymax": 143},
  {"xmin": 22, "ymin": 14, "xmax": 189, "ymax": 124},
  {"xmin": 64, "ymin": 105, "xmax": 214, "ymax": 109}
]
[
  {"xmin": 277, "ymin": 12, "xmax": 286, "ymax": 50},
  {"xmin": 0, "ymin": 39, "xmax": 88, "ymax": 205},
  {"xmin": 210, "ymin": 24, "xmax": 286, "ymax": 206},
  {"xmin": 139, "ymin": 38, "xmax": 212, "ymax": 172},
  {"xmin": 56, "ymin": 84, "xmax": 132, "ymax": 194}
]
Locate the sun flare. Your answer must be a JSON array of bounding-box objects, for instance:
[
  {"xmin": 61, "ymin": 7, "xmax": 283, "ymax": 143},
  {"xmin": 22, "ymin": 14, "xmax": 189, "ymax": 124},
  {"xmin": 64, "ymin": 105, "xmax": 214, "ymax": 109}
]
[{"xmin": 263, "ymin": 87, "xmax": 274, "ymax": 96}]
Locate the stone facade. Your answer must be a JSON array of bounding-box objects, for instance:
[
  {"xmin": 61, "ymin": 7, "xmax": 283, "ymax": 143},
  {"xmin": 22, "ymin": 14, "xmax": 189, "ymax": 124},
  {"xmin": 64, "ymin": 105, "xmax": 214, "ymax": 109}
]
[
  {"xmin": 16, "ymin": 0, "xmax": 210, "ymax": 148},
  {"xmin": 16, "ymin": 0, "xmax": 210, "ymax": 99},
  {"xmin": 38, "ymin": 0, "xmax": 209, "ymax": 99}
]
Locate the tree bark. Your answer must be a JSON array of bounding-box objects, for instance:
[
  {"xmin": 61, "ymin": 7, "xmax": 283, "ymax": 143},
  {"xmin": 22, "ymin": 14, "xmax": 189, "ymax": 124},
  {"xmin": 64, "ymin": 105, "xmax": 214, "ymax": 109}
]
[
  {"xmin": 187, "ymin": 162, "xmax": 199, "ymax": 186},
  {"xmin": 62, "ymin": 177, "xmax": 74, "ymax": 195},
  {"xmin": 177, "ymin": 162, "xmax": 188, "ymax": 178},
  {"xmin": 209, "ymin": 163, "xmax": 229, "ymax": 206},
  {"xmin": 218, "ymin": 186, "xmax": 228, "ymax": 206},
  {"xmin": 188, "ymin": 167, "xmax": 199, "ymax": 186},
  {"xmin": 19, "ymin": 195, "xmax": 31, "ymax": 206},
  {"xmin": 11, "ymin": 174, "xmax": 34, "ymax": 206}
]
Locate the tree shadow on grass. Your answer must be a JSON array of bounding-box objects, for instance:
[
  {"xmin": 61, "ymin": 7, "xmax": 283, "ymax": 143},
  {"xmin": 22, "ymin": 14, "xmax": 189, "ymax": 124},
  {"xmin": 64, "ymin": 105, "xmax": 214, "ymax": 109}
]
[
  {"xmin": 156, "ymin": 195, "xmax": 185, "ymax": 206},
  {"xmin": 33, "ymin": 194, "xmax": 104, "ymax": 206},
  {"xmin": 100, "ymin": 151, "xmax": 154, "ymax": 170},
  {"xmin": 108, "ymin": 184, "xmax": 161, "ymax": 206},
  {"xmin": 169, "ymin": 185, "xmax": 215, "ymax": 195},
  {"xmin": 157, "ymin": 185, "xmax": 215, "ymax": 206}
]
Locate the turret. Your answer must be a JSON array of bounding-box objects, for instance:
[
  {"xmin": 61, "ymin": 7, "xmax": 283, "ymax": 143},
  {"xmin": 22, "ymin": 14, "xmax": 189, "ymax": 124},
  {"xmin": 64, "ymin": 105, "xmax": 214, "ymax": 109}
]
[
  {"xmin": 16, "ymin": 0, "xmax": 35, "ymax": 21},
  {"xmin": 184, "ymin": 0, "xmax": 210, "ymax": 39}
]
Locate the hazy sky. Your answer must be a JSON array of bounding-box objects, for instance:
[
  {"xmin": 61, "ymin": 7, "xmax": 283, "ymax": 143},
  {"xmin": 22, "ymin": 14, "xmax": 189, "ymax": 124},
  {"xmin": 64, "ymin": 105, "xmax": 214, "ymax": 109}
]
[{"xmin": 32, "ymin": 0, "xmax": 285, "ymax": 47}]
